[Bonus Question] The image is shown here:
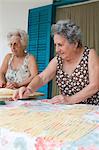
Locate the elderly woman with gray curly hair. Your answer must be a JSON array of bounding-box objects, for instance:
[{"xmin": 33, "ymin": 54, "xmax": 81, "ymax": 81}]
[
  {"xmin": 0, "ymin": 29, "xmax": 38, "ymax": 89},
  {"xmin": 13, "ymin": 20, "xmax": 99, "ymax": 105}
]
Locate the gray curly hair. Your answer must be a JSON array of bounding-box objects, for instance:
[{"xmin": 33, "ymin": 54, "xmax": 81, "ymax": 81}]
[
  {"xmin": 51, "ymin": 19, "xmax": 83, "ymax": 48},
  {"xmin": 7, "ymin": 29, "xmax": 28, "ymax": 50}
]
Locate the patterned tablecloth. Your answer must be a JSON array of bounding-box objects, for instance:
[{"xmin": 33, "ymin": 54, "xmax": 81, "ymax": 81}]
[{"xmin": 0, "ymin": 100, "xmax": 99, "ymax": 150}]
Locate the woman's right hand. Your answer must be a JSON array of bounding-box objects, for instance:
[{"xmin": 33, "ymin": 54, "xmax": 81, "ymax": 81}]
[
  {"xmin": 0, "ymin": 80, "xmax": 6, "ymax": 88},
  {"xmin": 6, "ymin": 82, "xmax": 19, "ymax": 89}
]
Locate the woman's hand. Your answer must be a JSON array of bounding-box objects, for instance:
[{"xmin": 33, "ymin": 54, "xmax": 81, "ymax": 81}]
[
  {"xmin": 0, "ymin": 80, "xmax": 6, "ymax": 88},
  {"xmin": 50, "ymin": 95, "xmax": 66, "ymax": 104},
  {"xmin": 6, "ymin": 82, "xmax": 19, "ymax": 89},
  {"xmin": 13, "ymin": 86, "xmax": 32, "ymax": 100},
  {"xmin": 43, "ymin": 95, "xmax": 74, "ymax": 105},
  {"xmin": 45, "ymin": 95, "xmax": 69, "ymax": 104}
]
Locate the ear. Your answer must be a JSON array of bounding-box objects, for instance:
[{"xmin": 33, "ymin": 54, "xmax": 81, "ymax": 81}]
[{"xmin": 74, "ymin": 42, "xmax": 78, "ymax": 49}]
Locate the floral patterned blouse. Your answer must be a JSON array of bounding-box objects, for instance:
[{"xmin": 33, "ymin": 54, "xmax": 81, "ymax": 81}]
[
  {"xmin": 56, "ymin": 47, "xmax": 99, "ymax": 105},
  {"xmin": 5, "ymin": 54, "xmax": 31, "ymax": 84}
]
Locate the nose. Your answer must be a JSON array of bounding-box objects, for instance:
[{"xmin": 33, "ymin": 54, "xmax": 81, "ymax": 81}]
[
  {"xmin": 56, "ymin": 45, "xmax": 60, "ymax": 54},
  {"xmin": 11, "ymin": 44, "xmax": 15, "ymax": 50}
]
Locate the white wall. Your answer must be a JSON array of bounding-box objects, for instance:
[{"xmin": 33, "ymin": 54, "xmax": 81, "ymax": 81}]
[{"xmin": 0, "ymin": 0, "xmax": 53, "ymax": 65}]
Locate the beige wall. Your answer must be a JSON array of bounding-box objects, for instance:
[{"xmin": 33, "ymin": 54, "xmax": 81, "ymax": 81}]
[{"xmin": 0, "ymin": 0, "xmax": 53, "ymax": 65}]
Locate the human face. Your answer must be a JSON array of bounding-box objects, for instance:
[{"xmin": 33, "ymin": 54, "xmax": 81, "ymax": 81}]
[
  {"xmin": 9, "ymin": 36, "xmax": 24, "ymax": 56},
  {"xmin": 54, "ymin": 34, "xmax": 76, "ymax": 60}
]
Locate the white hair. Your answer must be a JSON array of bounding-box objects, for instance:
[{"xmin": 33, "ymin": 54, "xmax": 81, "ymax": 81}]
[
  {"xmin": 51, "ymin": 19, "xmax": 83, "ymax": 48},
  {"xmin": 7, "ymin": 29, "xmax": 28, "ymax": 50}
]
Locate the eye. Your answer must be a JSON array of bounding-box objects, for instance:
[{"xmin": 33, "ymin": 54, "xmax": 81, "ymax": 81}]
[
  {"xmin": 13, "ymin": 42, "xmax": 17, "ymax": 46},
  {"xmin": 10, "ymin": 43, "xmax": 12, "ymax": 47},
  {"xmin": 54, "ymin": 43, "xmax": 62, "ymax": 47},
  {"xmin": 58, "ymin": 43, "xmax": 62, "ymax": 47},
  {"xmin": 54, "ymin": 44, "xmax": 56, "ymax": 47}
]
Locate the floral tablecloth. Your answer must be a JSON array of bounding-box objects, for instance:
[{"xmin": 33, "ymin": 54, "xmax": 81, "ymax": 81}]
[{"xmin": 0, "ymin": 100, "xmax": 99, "ymax": 150}]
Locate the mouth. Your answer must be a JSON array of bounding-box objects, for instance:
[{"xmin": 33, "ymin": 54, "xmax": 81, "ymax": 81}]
[
  {"xmin": 59, "ymin": 53, "xmax": 64, "ymax": 56},
  {"xmin": 12, "ymin": 50, "xmax": 16, "ymax": 53},
  {"xmin": 57, "ymin": 51, "xmax": 64, "ymax": 55}
]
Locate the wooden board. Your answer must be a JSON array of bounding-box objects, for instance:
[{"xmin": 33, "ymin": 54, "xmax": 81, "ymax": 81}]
[{"xmin": 0, "ymin": 88, "xmax": 44, "ymax": 101}]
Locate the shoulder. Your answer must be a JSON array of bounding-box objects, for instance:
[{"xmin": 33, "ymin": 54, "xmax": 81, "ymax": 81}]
[
  {"xmin": 89, "ymin": 48, "xmax": 97, "ymax": 54},
  {"xmin": 26, "ymin": 54, "xmax": 37, "ymax": 67},
  {"xmin": 27, "ymin": 54, "xmax": 36, "ymax": 61},
  {"xmin": 25, "ymin": 54, "xmax": 36, "ymax": 64},
  {"xmin": 49, "ymin": 56, "xmax": 57, "ymax": 64},
  {"xmin": 5, "ymin": 53, "xmax": 12, "ymax": 58},
  {"xmin": 89, "ymin": 49, "xmax": 99, "ymax": 60},
  {"xmin": 89, "ymin": 49, "xmax": 99, "ymax": 65},
  {"xmin": 46, "ymin": 56, "xmax": 57, "ymax": 69},
  {"xmin": 1, "ymin": 53, "xmax": 12, "ymax": 67},
  {"xmin": 3, "ymin": 53, "xmax": 12, "ymax": 62}
]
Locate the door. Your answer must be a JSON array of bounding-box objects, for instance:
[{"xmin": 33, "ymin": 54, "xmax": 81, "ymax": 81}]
[{"xmin": 28, "ymin": 5, "xmax": 53, "ymax": 98}]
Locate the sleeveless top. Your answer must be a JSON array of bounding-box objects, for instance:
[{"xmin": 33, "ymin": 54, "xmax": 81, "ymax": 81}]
[
  {"xmin": 56, "ymin": 47, "xmax": 99, "ymax": 105},
  {"xmin": 5, "ymin": 54, "xmax": 31, "ymax": 83}
]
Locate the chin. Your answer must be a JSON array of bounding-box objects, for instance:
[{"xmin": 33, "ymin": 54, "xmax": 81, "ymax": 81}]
[
  {"xmin": 61, "ymin": 55, "xmax": 65, "ymax": 59},
  {"xmin": 12, "ymin": 52, "xmax": 16, "ymax": 55},
  {"xmin": 62, "ymin": 56, "xmax": 69, "ymax": 61},
  {"xmin": 59, "ymin": 53, "xmax": 63, "ymax": 57},
  {"xmin": 14, "ymin": 53, "xmax": 18, "ymax": 57}
]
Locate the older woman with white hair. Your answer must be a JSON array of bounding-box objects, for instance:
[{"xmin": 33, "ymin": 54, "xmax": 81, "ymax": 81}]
[
  {"xmin": 13, "ymin": 20, "xmax": 99, "ymax": 105},
  {"xmin": 0, "ymin": 29, "xmax": 38, "ymax": 89}
]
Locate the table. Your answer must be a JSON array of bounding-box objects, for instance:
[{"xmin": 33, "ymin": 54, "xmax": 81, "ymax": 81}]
[{"xmin": 0, "ymin": 100, "xmax": 99, "ymax": 150}]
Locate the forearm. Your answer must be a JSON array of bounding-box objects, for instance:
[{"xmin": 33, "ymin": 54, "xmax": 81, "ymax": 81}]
[
  {"xmin": 18, "ymin": 76, "xmax": 35, "ymax": 87},
  {"xmin": 26, "ymin": 57, "xmax": 57, "ymax": 92},
  {"xmin": 70, "ymin": 83, "xmax": 99, "ymax": 103},
  {"xmin": 27, "ymin": 75, "xmax": 44, "ymax": 92},
  {"xmin": 0, "ymin": 73, "xmax": 6, "ymax": 82}
]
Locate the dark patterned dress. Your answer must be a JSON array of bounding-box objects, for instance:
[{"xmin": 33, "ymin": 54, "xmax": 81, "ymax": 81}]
[{"xmin": 56, "ymin": 47, "xmax": 99, "ymax": 105}]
